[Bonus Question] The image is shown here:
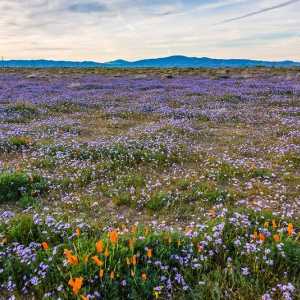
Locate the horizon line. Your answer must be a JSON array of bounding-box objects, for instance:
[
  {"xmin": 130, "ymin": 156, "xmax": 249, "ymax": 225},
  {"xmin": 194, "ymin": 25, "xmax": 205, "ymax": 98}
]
[{"xmin": 1, "ymin": 54, "xmax": 300, "ymax": 64}]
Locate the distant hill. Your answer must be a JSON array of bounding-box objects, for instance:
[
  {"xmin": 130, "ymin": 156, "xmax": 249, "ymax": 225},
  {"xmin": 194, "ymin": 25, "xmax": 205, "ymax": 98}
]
[{"xmin": 2, "ymin": 55, "xmax": 300, "ymax": 68}]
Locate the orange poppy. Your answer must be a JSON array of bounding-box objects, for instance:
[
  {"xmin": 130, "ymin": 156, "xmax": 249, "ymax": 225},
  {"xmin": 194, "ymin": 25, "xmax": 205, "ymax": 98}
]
[
  {"xmin": 68, "ymin": 277, "xmax": 83, "ymax": 295},
  {"xmin": 131, "ymin": 225, "xmax": 137, "ymax": 234},
  {"xmin": 64, "ymin": 249, "xmax": 79, "ymax": 265},
  {"xmin": 75, "ymin": 228, "xmax": 81, "ymax": 237},
  {"xmin": 92, "ymin": 256, "xmax": 103, "ymax": 267},
  {"xmin": 272, "ymin": 219, "xmax": 277, "ymax": 229},
  {"xmin": 110, "ymin": 271, "xmax": 115, "ymax": 280},
  {"xmin": 96, "ymin": 240, "xmax": 104, "ymax": 253},
  {"xmin": 273, "ymin": 234, "xmax": 280, "ymax": 242},
  {"xmin": 141, "ymin": 272, "xmax": 147, "ymax": 281},
  {"xmin": 132, "ymin": 255, "xmax": 137, "ymax": 266},
  {"xmin": 99, "ymin": 269, "xmax": 104, "ymax": 279},
  {"xmin": 259, "ymin": 233, "xmax": 266, "ymax": 242},
  {"xmin": 146, "ymin": 248, "xmax": 153, "ymax": 258},
  {"xmin": 128, "ymin": 239, "xmax": 135, "ymax": 249},
  {"xmin": 41, "ymin": 242, "xmax": 49, "ymax": 250},
  {"xmin": 287, "ymin": 223, "xmax": 293, "ymax": 236},
  {"xmin": 109, "ymin": 230, "xmax": 118, "ymax": 245}
]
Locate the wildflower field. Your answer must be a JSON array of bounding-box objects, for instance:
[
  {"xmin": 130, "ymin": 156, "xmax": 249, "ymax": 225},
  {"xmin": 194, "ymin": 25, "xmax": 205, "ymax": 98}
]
[{"xmin": 0, "ymin": 67, "xmax": 299, "ymax": 299}]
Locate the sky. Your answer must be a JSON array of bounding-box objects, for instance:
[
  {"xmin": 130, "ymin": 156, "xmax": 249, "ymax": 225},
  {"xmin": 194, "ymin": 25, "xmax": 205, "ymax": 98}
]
[{"xmin": 0, "ymin": 0, "xmax": 299, "ymax": 62}]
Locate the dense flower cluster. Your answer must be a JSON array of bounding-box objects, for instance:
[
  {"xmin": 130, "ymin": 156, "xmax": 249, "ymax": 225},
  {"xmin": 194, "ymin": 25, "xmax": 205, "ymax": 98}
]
[
  {"xmin": 0, "ymin": 68, "xmax": 299, "ymax": 299},
  {"xmin": 0, "ymin": 210, "xmax": 299, "ymax": 299}
]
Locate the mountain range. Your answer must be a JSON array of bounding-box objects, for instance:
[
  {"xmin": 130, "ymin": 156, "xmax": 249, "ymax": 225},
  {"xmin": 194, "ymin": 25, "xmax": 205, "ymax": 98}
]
[{"xmin": 1, "ymin": 55, "xmax": 300, "ymax": 68}]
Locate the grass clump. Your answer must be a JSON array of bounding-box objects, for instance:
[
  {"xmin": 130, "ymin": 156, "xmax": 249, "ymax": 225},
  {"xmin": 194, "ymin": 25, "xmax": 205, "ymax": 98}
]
[
  {"xmin": 0, "ymin": 171, "xmax": 48, "ymax": 204},
  {"xmin": 5, "ymin": 103, "xmax": 38, "ymax": 123},
  {"xmin": 146, "ymin": 191, "xmax": 171, "ymax": 211},
  {"xmin": 6, "ymin": 214, "xmax": 41, "ymax": 245},
  {"xmin": 0, "ymin": 136, "xmax": 32, "ymax": 153},
  {"xmin": 8, "ymin": 136, "xmax": 32, "ymax": 149}
]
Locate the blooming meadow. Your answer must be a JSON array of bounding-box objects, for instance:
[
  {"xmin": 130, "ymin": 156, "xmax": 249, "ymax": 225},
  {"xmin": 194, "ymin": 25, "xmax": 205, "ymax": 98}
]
[{"xmin": 0, "ymin": 68, "xmax": 299, "ymax": 299}]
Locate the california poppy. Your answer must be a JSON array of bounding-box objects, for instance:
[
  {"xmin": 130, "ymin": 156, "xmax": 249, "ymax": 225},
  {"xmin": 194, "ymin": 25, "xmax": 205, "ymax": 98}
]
[
  {"xmin": 131, "ymin": 225, "xmax": 137, "ymax": 234},
  {"xmin": 68, "ymin": 277, "xmax": 83, "ymax": 295},
  {"xmin": 96, "ymin": 240, "xmax": 104, "ymax": 253},
  {"xmin": 146, "ymin": 248, "xmax": 153, "ymax": 258},
  {"xmin": 41, "ymin": 242, "xmax": 49, "ymax": 250},
  {"xmin": 109, "ymin": 230, "xmax": 118, "ymax": 245},
  {"xmin": 287, "ymin": 223, "xmax": 293, "ymax": 236},
  {"xmin": 128, "ymin": 239, "xmax": 134, "ymax": 249},
  {"xmin": 92, "ymin": 256, "xmax": 103, "ymax": 267},
  {"xmin": 273, "ymin": 234, "xmax": 280, "ymax": 242},
  {"xmin": 75, "ymin": 228, "xmax": 81, "ymax": 237},
  {"xmin": 259, "ymin": 233, "xmax": 266, "ymax": 242},
  {"xmin": 110, "ymin": 271, "xmax": 115, "ymax": 280},
  {"xmin": 64, "ymin": 249, "xmax": 79, "ymax": 265},
  {"xmin": 132, "ymin": 255, "xmax": 137, "ymax": 266}
]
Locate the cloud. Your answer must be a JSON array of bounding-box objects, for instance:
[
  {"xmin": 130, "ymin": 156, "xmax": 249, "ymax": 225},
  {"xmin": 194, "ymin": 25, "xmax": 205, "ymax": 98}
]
[
  {"xmin": 218, "ymin": 0, "xmax": 300, "ymax": 24},
  {"xmin": 0, "ymin": 0, "xmax": 299, "ymax": 61},
  {"xmin": 68, "ymin": 1, "xmax": 109, "ymax": 13}
]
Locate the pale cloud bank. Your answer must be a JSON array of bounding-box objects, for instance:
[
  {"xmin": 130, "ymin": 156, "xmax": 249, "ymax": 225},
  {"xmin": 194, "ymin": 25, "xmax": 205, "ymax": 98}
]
[{"xmin": 0, "ymin": 0, "xmax": 299, "ymax": 61}]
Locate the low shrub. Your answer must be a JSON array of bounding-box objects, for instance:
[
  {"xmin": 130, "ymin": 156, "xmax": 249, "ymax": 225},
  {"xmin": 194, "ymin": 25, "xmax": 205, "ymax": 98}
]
[{"xmin": 0, "ymin": 171, "xmax": 48, "ymax": 203}]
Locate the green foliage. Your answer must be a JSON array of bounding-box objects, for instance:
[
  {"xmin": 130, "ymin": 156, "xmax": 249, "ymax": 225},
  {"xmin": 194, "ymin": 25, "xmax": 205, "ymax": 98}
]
[
  {"xmin": 8, "ymin": 136, "xmax": 31, "ymax": 148},
  {"xmin": 283, "ymin": 240, "xmax": 300, "ymax": 274},
  {"xmin": 6, "ymin": 214, "xmax": 41, "ymax": 244},
  {"xmin": 193, "ymin": 182, "xmax": 229, "ymax": 204},
  {"xmin": 249, "ymin": 168, "xmax": 272, "ymax": 178},
  {"xmin": 45, "ymin": 102, "xmax": 83, "ymax": 113},
  {"xmin": 112, "ymin": 191, "xmax": 132, "ymax": 206},
  {"xmin": 175, "ymin": 178, "xmax": 191, "ymax": 191},
  {"xmin": 147, "ymin": 191, "xmax": 171, "ymax": 211},
  {"xmin": 0, "ymin": 210, "xmax": 299, "ymax": 299},
  {"xmin": 216, "ymin": 162, "xmax": 242, "ymax": 183},
  {"xmin": 19, "ymin": 195, "xmax": 38, "ymax": 208},
  {"xmin": 221, "ymin": 94, "xmax": 242, "ymax": 104},
  {"xmin": 5, "ymin": 103, "xmax": 38, "ymax": 123},
  {"xmin": 32, "ymin": 157, "xmax": 56, "ymax": 170},
  {"xmin": 282, "ymin": 152, "xmax": 300, "ymax": 169},
  {"xmin": 0, "ymin": 171, "xmax": 48, "ymax": 203}
]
